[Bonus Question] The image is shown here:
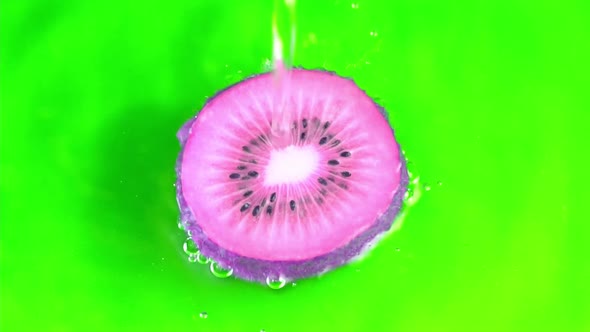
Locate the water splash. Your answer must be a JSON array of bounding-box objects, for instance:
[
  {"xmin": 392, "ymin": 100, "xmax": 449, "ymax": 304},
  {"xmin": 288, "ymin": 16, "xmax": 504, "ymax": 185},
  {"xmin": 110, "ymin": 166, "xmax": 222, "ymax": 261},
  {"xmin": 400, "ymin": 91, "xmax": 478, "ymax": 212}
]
[
  {"xmin": 272, "ymin": 0, "xmax": 296, "ymax": 70},
  {"xmin": 270, "ymin": 0, "xmax": 297, "ymax": 135}
]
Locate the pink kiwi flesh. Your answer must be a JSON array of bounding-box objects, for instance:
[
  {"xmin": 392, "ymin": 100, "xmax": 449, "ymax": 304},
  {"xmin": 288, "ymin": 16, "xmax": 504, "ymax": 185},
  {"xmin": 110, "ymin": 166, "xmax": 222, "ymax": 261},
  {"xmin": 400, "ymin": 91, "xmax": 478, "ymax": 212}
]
[{"xmin": 176, "ymin": 69, "xmax": 408, "ymax": 283}]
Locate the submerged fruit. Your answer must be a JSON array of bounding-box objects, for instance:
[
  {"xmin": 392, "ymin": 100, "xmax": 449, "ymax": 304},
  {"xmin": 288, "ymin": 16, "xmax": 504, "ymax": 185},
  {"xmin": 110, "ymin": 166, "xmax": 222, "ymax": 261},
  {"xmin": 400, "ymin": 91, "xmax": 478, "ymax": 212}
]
[{"xmin": 176, "ymin": 69, "xmax": 408, "ymax": 283}]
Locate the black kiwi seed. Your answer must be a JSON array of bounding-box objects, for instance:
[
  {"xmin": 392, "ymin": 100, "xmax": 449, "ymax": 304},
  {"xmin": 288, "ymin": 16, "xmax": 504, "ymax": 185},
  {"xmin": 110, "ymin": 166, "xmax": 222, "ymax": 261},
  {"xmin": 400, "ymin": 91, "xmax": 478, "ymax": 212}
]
[
  {"xmin": 250, "ymin": 139, "xmax": 259, "ymax": 146},
  {"xmin": 323, "ymin": 122, "xmax": 331, "ymax": 130},
  {"xmin": 258, "ymin": 135, "xmax": 267, "ymax": 143},
  {"xmin": 261, "ymin": 198, "xmax": 267, "ymax": 207},
  {"xmin": 247, "ymin": 171, "xmax": 259, "ymax": 178},
  {"xmin": 328, "ymin": 160, "xmax": 339, "ymax": 165},
  {"xmin": 302, "ymin": 119, "xmax": 308, "ymax": 128},
  {"xmin": 318, "ymin": 177, "xmax": 328, "ymax": 186},
  {"xmin": 338, "ymin": 183, "xmax": 349, "ymax": 190},
  {"xmin": 319, "ymin": 137, "xmax": 328, "ymax": 145},
  {"xmin": 237, "ymin": 165, "xmax": 247, "ymax": 170},
  {"xmin": 242, "ymin": 176, "xmax": 251, "ymax": 180},
  {"xmin": 340, "ymin": 151, "xmax": 351, "ymax": 157},
  {"xmin": 266, "ymin": 206, "xmax": 273, "ymax": 215},
  {"xmin": 319, "ymin": 188, "xmax": 328, "ymax": 196},
  {"xmin": 270, "ymin": 192, "xmax": 277, "ymax": 202},
  {"xmin": 240, "ymin": 203, "xmax": 251, "ymax": 212},
  {"xmin": 243, "ymin": 190, "xmax": 253, "ymax": 198},
  {"xmin": 327, "ymin": 176, "xmax": 336, "ymax": 182},
  {"xmin": 229, "ymin": 173, "xmax": 240, "ymax": 179},
  {"xmin": 289, "ymin": 200, "xmax": 296, "ymax": 211},
  {"xmin": 252, "ymin": 205, "xmax": 260, "ymax": 217},
  {"xmin": 242, "ymin": 146, "xmax": 251, "ymax": 153},
  {"xmin": 341, "ymin": 171, "xmax": 352, "ymax": 177},
  {"xmin": 331, "ymin": 139, "xmax": 341, "ymax": 147},
  {"xmin": 300, "ymin": 132, "xmax": 306, "ymax": 140},
  {"xmin": 249, "ymin": 159, "xmax": 258, "ymax": 164}
]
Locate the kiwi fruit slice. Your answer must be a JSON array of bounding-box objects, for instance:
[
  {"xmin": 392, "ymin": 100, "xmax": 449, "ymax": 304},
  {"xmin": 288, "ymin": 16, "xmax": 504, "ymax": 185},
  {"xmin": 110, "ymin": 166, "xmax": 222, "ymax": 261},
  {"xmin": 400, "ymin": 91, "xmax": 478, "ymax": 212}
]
[{"xmin": 176, "ymin": 69, "xmax": 408, "ymax": 283}]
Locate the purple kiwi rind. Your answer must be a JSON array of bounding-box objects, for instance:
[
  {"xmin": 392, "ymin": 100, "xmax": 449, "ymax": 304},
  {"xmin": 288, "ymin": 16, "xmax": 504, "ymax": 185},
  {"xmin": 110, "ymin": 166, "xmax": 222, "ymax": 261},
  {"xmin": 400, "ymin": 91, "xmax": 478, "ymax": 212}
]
[{"xmin": 175, "ymin": 70, "xmax": 408, "ymax": 284}]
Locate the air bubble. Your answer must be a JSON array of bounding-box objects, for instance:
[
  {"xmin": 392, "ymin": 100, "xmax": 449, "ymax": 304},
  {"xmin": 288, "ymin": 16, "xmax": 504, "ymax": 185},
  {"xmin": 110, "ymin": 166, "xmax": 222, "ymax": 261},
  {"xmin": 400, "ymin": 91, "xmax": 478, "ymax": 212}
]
[
  {"xmin": 188, "ymin": 255, "xmax": 198, "ymax": 263},
  {"xmin": 437, "ymin": 181, "xmax": 443, "ymax": 186},
  {"xmin": 369, "ymin": 31, "xmax": 378, "ymax": 37},
  {"xmin": 196, "ymin": 251, "xmax": 210, "ymax": 264},
  {"xmin": 199, "ymin": 312, "xmax": 208, "ymax": 319},
  {"xmin": 183, "ymin": 238, "xmax": 198, "ymax": 255},
  {"xmin": 266, "ymin": 276, "xmax": 287, "ymax": 289},
  {"xmin": 424, "ymin": 184, "xmax": 431, "ymax": 191},
  {"xmin": 351, "ymin": 3, "xmax": 359, "ymax": 9},
  {"xmin": 177, "ymin": 221, "xmax": 185, "ymax": 230},
  {"xmin": 210, "ymin": 261, "xmax": 233, "ymax": 278}
]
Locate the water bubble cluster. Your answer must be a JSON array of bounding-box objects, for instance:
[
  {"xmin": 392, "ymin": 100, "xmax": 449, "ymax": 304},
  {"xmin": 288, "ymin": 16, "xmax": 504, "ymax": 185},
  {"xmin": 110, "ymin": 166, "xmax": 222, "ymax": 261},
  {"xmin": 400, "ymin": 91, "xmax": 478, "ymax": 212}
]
[
  {"xmin": 182, "ymin": 235, "xmax": 233, "ymax": 278},
  {"xmin": 183, "ymin": 237, "xmax": 212, "ymax": 264}
]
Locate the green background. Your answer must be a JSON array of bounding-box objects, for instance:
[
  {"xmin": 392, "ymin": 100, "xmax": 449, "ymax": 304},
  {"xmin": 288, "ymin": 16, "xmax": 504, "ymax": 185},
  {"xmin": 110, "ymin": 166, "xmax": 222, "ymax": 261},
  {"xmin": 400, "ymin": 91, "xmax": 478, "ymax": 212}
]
[{"xmin": 1, "ymin": 0, "xmax": 589, "ymax": 331}]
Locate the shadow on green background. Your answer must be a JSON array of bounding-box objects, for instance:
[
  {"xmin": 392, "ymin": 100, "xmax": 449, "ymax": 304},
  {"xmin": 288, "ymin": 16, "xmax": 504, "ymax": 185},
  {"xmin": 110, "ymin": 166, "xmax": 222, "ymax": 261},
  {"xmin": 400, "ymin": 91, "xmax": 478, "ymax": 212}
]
[{"xmin": 1, "ymin": 0, "xmax": 589, "ymax": 331}]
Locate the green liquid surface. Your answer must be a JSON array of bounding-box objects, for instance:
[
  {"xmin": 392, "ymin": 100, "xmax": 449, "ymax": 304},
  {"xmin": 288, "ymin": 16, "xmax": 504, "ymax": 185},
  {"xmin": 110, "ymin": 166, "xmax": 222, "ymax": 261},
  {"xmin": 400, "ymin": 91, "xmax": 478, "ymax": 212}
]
[{"xmin": 1, "ymin": 0, "xmax": 589, "ymax": 331}]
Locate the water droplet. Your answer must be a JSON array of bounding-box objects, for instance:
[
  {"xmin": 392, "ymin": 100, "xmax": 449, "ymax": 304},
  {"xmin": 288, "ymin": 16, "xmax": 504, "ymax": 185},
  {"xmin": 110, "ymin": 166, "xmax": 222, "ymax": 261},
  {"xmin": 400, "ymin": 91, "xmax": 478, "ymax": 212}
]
[
  {"xmin": 188, "ymin": 255, "xmax": 198, "ymax": 263},
  {"xmin": 262, "ymin": 58, "xmax": 272, "ymax": 70},
  {"xmin": 195, "ymin": 251, "xmax": 210, "ymax": 264},
  {"xmin": 199, "ymin": 312, "xmax": 208, "ymax": 319},
  {"xmin": 369, "ymin": 31, "xmax": 378, "ymax": 37},
  {"xmin": 183, "ymin": 238, "xmax": 198, "ymax": 255},
  {"xmin": 404, "ymin": 187, "xmax": 414, "ymax": 200},
  {"xmin": 351, "ymin": 3, "xmax": 359, "ymax": 9},
  {"xmin": 266, "ymin": 276, "xmax": 287, "ymax": 290},
  {"xmin": 424, "ymin": 184, "xmax": 432, "ymax": 191},
  {"xmin": 210, "ymin": 261, "xmax": 233, "ymax": 278},
  {"xmin": 291, "ymin": 282, "xmax": 297, "ymax": 287},
  {"xmin": 177, "ymin": 221, "xmax": 185, "ymax": 230}
]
